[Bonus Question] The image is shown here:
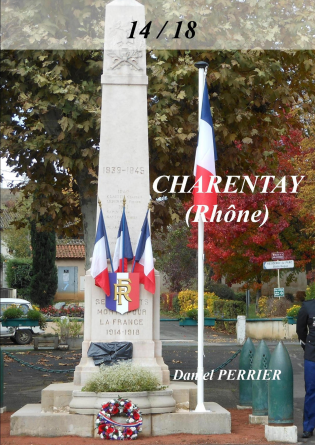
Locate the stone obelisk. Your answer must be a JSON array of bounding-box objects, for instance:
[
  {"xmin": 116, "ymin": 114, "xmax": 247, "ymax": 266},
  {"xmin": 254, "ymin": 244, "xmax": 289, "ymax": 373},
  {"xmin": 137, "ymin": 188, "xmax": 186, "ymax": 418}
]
[{"xmin": 74, "ymin": 0, "xmax": 170, "ymax": 386}]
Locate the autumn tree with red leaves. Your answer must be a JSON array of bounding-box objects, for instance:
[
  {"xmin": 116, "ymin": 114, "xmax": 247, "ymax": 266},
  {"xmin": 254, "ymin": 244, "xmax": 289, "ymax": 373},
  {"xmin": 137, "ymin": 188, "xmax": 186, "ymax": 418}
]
[{"xmin": 188, "ymin": 125, "xmax": 315, "ymax": 299}]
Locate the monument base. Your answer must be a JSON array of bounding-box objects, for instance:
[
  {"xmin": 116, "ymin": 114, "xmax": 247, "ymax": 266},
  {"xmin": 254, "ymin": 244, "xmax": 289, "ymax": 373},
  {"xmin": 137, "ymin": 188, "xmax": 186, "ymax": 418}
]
[
  {"xmin": 74, "ymin": 271, "xmax": 171, "ymax": 386},
  {"xmin": 249, "ymin": 414, "xmax": 268, "ymax": 424},
  {"xmin": 237, "ymin": 404, "xmax": 252, "ymax": 409},
  {"xmin": 265, "ymin": 425, "xmax": 298, "ymax": 443},
  {"xmin": 10, "ymin": 382, "xmax": 231, "ymax": 437},
  {"xmin": 73, "ymin": 340, "xmax": 170, "ymax": 386}
]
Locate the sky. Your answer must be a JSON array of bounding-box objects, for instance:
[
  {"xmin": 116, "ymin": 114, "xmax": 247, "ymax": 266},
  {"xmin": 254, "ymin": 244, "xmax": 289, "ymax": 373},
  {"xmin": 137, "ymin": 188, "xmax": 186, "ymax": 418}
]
[{"xmin": 1, "ymin": 158, "xmax": 23, "ymax": 188}]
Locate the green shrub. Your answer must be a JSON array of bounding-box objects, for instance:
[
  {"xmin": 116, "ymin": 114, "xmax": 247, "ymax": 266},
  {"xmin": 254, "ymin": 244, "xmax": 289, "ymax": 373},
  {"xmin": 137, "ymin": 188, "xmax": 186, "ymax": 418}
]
[
  {"xmin": 306, "ymin": 282, "xmax": 315, "ymax": 301},
  {"xmin": 5, "ymin": 258, "xmax": 32, "ymax": 296},
  {"xmin": 16, "ymin": 288, "xmax": 31, "ymax": 300},
  {"xmin": 186, "ymin": 308, "xmax": 210, "ymax": 321},
  {"xmin": 82, "ymin": 362, "xmax": 161, "ymax": 393},
  {"xmin": 26, "ymin": 309, "xmax": 47, "ymax": 330},
  {"xmin": 2, "ymin": 306, "xmax": 24, "ymax": 320},
  {"xmin": 52, "ymin": 318, "xmax": 83, "ymax": 340},
  {"xmin": 213, "ymin": 300, "xmax": 246, "ymax": 318},
  {"xmin": 172, "ymin": 296, "xmax": 181, "ymax": 314},
  {"xmin": 205, "ymin": 283, "xmax": 236, "ymax": 300},
  {"xmin": 285, "ymin": 293, "xmax": 294, "ymax": 303},
  {"xmin": 206, "ymin": 294, "xmax": 220, "ymax": 315},
  {"xmin": 286, "ymin": 305, "xmax": 302, "ymax": 318},
  {"xmin": 177, "ymin": 289, "xmax": 218, "ymax": 316},
  {"xmin": 68, "ymin": 319, "xmax": 83, "ymax": 338},
  {"xmin": 29, "ymin": 221, "xmax": 57, "ymax": 308},
  {"xmin": 258, "ymin": 297, "xmax": 292, "ymax": 318},
  {"xmin": 234, "ymin": 292, "xmax": 246, "ymax": 302}
]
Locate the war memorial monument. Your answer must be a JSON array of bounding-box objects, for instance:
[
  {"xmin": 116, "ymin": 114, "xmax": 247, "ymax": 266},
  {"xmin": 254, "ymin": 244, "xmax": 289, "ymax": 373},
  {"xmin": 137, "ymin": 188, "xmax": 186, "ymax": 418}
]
[{"xmin": 10, "ymin": 0, "xmax": 230, "ymax": 437}]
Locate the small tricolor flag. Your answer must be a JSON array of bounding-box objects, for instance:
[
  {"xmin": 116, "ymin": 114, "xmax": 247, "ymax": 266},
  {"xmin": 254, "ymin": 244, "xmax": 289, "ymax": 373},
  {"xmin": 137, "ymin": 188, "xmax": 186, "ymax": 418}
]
[
  {"xmin": 193, "ymin": 81, "xmax": 218, "ymax": 218},
  {"xmin": 113, "ymin": 208, "xmax": 133, "ymax": 272},
  {"xmin": 132, "ymin": 210, "xmax": 155, "ymax": 294},
  {"xmin": 91, "ymin": 209, "xmax": 110, "ymax": 296}
]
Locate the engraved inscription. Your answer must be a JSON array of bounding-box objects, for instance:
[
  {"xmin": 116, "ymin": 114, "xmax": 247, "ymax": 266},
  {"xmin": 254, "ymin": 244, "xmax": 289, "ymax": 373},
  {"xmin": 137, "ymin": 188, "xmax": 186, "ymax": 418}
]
[
  {"xmin": 102, "ymin": 329, "xmax": 140, "ymax": 336},
  {"xmin": 94, "ymin": 297, "xmax": 149, "ymax": 338},
  {"xmin": 103, "ymin": 167, "xmax": 145, "ymax": 174},
  {"xmin": 108, "ymin": 49, "xmax": 142, "ymax": 71},
  {"xmin": 106, "ymin": 19, "xmax": 145, "ymax": 71}
]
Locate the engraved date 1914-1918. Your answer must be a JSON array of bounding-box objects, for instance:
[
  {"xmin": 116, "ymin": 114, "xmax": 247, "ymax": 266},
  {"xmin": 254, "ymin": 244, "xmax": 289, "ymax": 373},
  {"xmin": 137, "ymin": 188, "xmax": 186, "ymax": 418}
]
[
  {"xmin": 101, "ymin": 329, "xmax": 140, "ymax": 336},
  {"xmin": 128, "ymin": 21, "xmax": 197, "ymax": 40}
]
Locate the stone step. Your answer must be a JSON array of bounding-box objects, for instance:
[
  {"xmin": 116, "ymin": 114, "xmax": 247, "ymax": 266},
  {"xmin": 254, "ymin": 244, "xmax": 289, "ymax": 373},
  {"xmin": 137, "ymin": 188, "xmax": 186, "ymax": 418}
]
[{"xmin": 11, "ymin": 404, "xmax": 94, "ymax": 437}]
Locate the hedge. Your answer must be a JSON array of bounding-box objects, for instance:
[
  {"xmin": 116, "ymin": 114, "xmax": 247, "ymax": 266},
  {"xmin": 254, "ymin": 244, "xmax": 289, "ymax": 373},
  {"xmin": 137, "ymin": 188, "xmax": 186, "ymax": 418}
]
[
  {"xmin": 177, "ymin": 289, "xmax": 218, "ymax": 316},
  {"xmin": 213, "ymin": 299, "xmax": 246, "ymax": 318},
  {"xmin": 5, "ymin": 258, "xmax": 32, "ymax": 299},
  {"xmin": 204, "ymin": 283, "xmax": 236, "ymax": 300}
]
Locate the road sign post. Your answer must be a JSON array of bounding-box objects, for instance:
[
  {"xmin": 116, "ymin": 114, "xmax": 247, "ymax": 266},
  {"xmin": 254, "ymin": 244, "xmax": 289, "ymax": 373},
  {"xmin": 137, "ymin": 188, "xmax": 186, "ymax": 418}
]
[
  {"xmin": 274, "ymin": 288, "xmax": 285, "ymax": 298},
  {"xmin": 271, "ymin": 252, "xmax": 284, "ymax": 261},
  {"xmin": 263, "ymin": 260, "xmax": 294, "ymax": 270},
  {"xmin": 246, "ymin": 289, "xmax": 250, "ymax": 317},
  {"xmin": 263, "ymin": 259, "xmax": 294, "ymax": 299}
]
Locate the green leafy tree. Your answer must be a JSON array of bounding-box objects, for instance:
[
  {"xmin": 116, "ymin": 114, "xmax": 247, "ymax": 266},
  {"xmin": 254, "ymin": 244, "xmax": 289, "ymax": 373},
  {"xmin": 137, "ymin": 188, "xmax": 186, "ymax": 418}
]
[
  {"xmin": 153, "ymin": 201, "xmax": 197, "ymax": 292},
  {"xmin": 29, "ymin": 220, "xmax": 58, "ymax": 307},
  {"xmin": 2, "ymin": 49, "xmax": 315, "ymax": 267},
  {"xmin": 2, "ymin": 195, "xmax": 33, "ymax": 258},
  {"xmin": 2, "ymin": 226, "xmax": 32, "ymax": 258}
]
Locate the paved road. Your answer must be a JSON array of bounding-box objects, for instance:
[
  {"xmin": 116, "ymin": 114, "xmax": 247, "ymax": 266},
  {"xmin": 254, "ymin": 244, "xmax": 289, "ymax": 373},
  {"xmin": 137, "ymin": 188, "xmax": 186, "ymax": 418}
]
[{"xmin": 1, "ymin": 321, "xmax": 313, "ymax": 443}]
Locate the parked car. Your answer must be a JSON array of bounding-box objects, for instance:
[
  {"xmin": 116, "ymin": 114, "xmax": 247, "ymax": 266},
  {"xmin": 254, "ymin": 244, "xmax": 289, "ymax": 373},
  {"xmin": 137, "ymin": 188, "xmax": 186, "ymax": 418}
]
[{"xmin": 0, "ymin": 298, "xmax": 44, "ymax": 345}]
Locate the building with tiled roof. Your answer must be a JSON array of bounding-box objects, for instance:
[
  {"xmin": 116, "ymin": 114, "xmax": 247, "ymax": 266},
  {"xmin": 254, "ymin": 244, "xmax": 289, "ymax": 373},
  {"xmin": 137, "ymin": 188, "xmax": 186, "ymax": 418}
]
[
  {"xmin": 1, "ymin": 206, "xmax": 86, "ymax": 300},
  {"xmin": 55, "ymin": 239, "xmax": 86, "ymax": 303},
  {"xmin": 0, "ymin": 208, "xmax": 15, "ymax": 231},
  {"xmin": 56, "ymin": 239, "xmax": 85, "ymax": 259}
]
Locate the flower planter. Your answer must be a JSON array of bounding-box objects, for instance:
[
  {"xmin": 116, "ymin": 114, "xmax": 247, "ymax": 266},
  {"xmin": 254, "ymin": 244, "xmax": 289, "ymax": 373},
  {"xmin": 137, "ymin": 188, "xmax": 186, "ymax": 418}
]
[
  {"xmin": 287, "ymin": 316, "xmax": 297, "ymax": 325},
  {"xmin": 179, "ymin": 317, "xmax": 216, "ymax": 327},
  {"xmin": 70, "ymin": 389, "xmax": 176, "ymax": 416},
  {"xmin": 2, "ymin": 318, "xmax": 39, "ymax": 327},
  {"xmin": 67, "ymin": 337, "xmax": 83, "ymax": 350}
]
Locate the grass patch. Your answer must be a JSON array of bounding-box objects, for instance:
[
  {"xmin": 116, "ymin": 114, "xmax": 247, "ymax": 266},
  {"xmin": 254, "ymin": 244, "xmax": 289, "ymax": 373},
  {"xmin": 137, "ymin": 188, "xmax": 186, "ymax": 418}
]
[{"xmin": 248, "ymin": 303, "xmax": 259, "ymax": 319}]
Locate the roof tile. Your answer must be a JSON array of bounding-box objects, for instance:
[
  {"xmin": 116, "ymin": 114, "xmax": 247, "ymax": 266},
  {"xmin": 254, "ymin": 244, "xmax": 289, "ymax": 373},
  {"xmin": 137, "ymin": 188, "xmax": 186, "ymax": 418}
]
[{"xmin": 56, "ymin": 240, "xmax": 85, "ymax": 259}]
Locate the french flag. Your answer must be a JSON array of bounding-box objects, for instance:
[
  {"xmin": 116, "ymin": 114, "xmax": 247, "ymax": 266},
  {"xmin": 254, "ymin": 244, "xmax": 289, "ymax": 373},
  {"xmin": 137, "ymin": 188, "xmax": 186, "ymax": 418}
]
[
  {"xmin": 113, "ymin": 208, "xmax": 133, "ymax": 272},
  {"xmin": 193, "ymin": 81, "xmax": 218, "ymax": 218},
  {"xmin": 91, "ymin": 209, "xmax": 110, "ymax": 296},
  {"xmin": 132, "ymin": 210, "xmax": 155, "ymax": 294}
]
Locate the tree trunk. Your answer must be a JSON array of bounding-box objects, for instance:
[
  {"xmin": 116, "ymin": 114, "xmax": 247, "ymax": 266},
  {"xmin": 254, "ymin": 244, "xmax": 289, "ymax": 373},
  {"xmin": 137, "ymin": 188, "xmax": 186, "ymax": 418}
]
[
  {"xmin": 305, "ymin": 261, "xmax": 313, "ymax": 285},
  {"xmin": 255, "ymin": 275, "xmax": 262, "ymax": 312},
  {"xmin": 40, "ymin": 110, "xmax": 97, "ymax": 271},
  {"xmin": 80, "ymin": 195, "xmax": 97, "ymax": 271},
  {"xmin": 75, "ymin": 167, "xmax": 97, "ymax": 271}
]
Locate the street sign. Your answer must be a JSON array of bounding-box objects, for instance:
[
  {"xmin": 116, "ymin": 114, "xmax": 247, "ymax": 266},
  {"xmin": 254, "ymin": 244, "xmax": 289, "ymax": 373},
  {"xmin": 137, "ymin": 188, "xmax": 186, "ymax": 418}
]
[
  {"xmin": 272, "ymin": 252, "xmax": 284, "ymax": 260},
  {"xmin": 274, "ymin": 288, "xmax": 285, "ymax": 297},
  {"xmin": 263, "ymin": 260, "xmax": 294, "ymax": 270}
]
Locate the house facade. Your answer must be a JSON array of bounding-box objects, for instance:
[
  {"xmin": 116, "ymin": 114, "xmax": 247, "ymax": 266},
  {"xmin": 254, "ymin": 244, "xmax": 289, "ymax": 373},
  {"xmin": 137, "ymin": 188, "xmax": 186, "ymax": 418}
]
[{"xmin": 55, "ymin": 239, "xmax": 86, "ymax": 303}]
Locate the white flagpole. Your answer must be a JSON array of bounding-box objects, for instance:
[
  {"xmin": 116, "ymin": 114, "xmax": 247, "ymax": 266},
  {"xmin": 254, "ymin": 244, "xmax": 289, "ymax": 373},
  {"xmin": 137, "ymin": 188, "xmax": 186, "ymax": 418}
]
[{"xmin": 194, "ymin": 61, "xmax": 209, "ymax": 413}]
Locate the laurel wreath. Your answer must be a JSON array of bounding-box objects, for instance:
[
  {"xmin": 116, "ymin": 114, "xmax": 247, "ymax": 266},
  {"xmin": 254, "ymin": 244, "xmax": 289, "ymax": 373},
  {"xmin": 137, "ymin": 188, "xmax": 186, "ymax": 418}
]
[{"xmin": 96, "ymin": 397, "xmax": 143, "ymax": 440}]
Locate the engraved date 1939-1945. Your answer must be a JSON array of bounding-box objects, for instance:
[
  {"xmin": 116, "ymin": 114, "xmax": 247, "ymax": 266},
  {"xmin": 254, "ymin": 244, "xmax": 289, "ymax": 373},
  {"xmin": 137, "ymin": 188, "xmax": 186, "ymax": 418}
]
[{"xmin": 104, "ymin": 166, "xmax": 144, "ymax": 174}]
